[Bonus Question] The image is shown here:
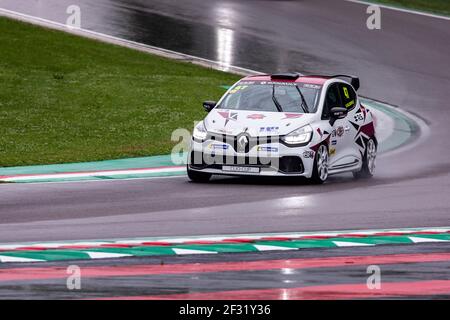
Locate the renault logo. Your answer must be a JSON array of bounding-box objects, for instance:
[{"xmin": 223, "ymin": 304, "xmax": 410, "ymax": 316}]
[{"xmin": 237, "ymin": 134, "xmax": 249, "ymax": 152}]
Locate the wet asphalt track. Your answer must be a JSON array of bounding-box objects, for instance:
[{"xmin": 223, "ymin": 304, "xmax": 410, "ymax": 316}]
[
  {"xmin": 1, "ymin": 243, "xmax": 449, "ymax": 299},
  {"xmin": 0, "ymin": 0, "xmax": 449, "ymax": 243}
]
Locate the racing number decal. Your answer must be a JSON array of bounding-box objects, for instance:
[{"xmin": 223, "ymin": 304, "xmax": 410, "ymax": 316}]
[
  {"xmin": 229, "ymin": 85, "xmax": 248, "ymax": 94},
  {"xmin": 342, "ymin": 85, "xmax": 355, "ymax": 109},
  {"xmin": 343, "ymin": 87, "xmax": 350, "ymax": 99}
]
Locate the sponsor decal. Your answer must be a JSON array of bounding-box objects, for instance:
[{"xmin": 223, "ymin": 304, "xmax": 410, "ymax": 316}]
[
  {"xmin": 218, "ymin": 111, "xmax": 238, "ymax": 126},
  {"xmin": 247, "ymin": 114, "xmax": 266, "ymax": 120},
  {"xmin": 336, "ymin": 126, "xmax": 345, "ymax": 137},
  {"xmin": 259, "ymin": 126, "xmax": 279, "ymax": 134},
  {"xmin": 242, "ymin": 81, "xmax": 322, "ymax": 90},
  {"xmin": 317, "ymin": 128, "xmax": 323, "ymax": 138},
  {"xmin": 283, "ymin": 113, "xmax": 303, "ymax": 119},
  {"xmin": 354, "ymin": 113, "xmax": 364, "ymax": 122},
  {"xmin": 217, "ymin": 129, "xmax": 232, "ymax": 135},
  {"xmin": 209, "ymin": 143, "xmax": 229, "ymax": 150},
  {"xmin": 345, "ymin": 100, "xmax": 355, "ymax": 108},
  {"xmin": 302, "ymin": 83, "xmax": 322, "ymax": 89},
  {"xmin": 260, "ymin": 81, "xmax": 296, "ymax": 86},
  {"xmin": 302, "ymin": 150, "xmax": 314, "ymax": 158},
  {"xmin": 355, "ymin": 105, "xmax": 367, "ymax": 121},
  {"xmin": 329, "ymin": 148, "xmax": 336, "ymax": 156},
  {"xmin": 228, "ymin": 85, "xmax": 248, "ymax": 94},
  {"xmin": 257, "ymin": 146, "xmax": 278, "ymax": 152},
  {"xmin": 331, "ymin": 140, "xmax": 337, "ymax": 145}
]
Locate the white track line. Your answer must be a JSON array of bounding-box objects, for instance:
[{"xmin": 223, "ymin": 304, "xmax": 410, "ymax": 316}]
[{"xmin": 343, "ymin": 0, "xmax": 450, "ymax": 21}]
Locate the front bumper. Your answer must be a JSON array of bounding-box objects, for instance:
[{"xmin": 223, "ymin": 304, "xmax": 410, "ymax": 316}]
[{"xmin": 188, "ymin": 138, "xmax": 315, "ymax": 177}]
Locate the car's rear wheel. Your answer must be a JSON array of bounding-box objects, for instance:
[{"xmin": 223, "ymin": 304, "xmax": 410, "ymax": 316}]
[
  {"xmin": 310, "ymin": 145, "xmax": 329, "ymax": 184},
  {"xmin": 187, "ymin": 165, "xmax": 212, "ymax": 182},
  {"xmin": 353, "ymin": 138, "xmax": 376, "ymax": 179}
]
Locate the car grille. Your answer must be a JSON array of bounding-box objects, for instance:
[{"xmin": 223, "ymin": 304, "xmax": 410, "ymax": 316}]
[
  {"xmin": 190, "ymin": 151, "xmax": 304, "ymax": 174},
  {"xmin": 207, "ymin": 133, "xmax": 278, "ymax": 153}
]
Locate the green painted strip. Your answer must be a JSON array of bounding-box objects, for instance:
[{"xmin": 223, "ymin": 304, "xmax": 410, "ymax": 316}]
[
  {"xmin": 0, "ymin": 153, "xmax": 188, "ymax": 176},
  {"xmin": 0, "ymin": 250, "xmax": 91, "ymax": 261},
  {"xmin": 360, "ymin": 98, "xmax": 419, "ymax": 153}
]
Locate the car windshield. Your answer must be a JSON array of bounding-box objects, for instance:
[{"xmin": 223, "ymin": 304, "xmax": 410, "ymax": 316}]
[{"xmin": 218, "ymin": 81, "xmax": 321, "ymax": 113}]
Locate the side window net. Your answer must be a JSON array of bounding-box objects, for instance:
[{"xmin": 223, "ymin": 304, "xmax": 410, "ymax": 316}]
[{"xmin": 323, "ymin": 84, "xmax": 342, "ymax": 119}]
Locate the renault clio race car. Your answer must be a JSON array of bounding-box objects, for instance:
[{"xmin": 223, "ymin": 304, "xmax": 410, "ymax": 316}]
[{"xmin": 187, "ymin": 73, "xmax": 377, "ymax": 184}]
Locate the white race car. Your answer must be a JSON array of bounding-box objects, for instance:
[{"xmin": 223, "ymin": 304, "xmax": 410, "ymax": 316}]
[{"xmin": 187, "ymin": 73, "xmax": 377, "ymax": 184}]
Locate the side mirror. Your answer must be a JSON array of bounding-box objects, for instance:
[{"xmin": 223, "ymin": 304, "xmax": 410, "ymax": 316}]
[
  {"xmin": 329, "ymin": 107, "xmax": 348, "ymax": 125},
  {"xmin": 203, "ymin": 101, "xmax": 217, "ymax": 113}
]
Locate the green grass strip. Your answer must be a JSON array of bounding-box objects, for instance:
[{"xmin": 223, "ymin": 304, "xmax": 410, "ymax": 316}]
[
  {"xmin": 0, "ymin": 17, "xmax": 239, "ymax": 167},
  {"xmin": 366, "ymin": 0, "xmax": 450, "ymax": 17}
]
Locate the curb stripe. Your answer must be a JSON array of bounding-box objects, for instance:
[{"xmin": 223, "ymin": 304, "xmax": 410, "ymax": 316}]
[
  {"xmin": 1, "ymin": 227, "xmax": 448, "ymax": 252},
  {"xmin": 0, "ymin": 227, "xmax": 448, "ymax": 263},
  {"xmin": 0, "ymin": 166, "xmax": 186, "ymax": 182}
]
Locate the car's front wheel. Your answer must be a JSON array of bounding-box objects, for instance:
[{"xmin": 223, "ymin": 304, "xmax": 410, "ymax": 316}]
[
  {"xmin": 310, "ymin": 144, "xmax": 329, "ymax": 184},
  {"xmin": 187, "ymin": 166, "xmax": 212, "ymax": 183},
  {"xmin": 353, "ymin": 138, "xmax": 376, "ymax": 179}
]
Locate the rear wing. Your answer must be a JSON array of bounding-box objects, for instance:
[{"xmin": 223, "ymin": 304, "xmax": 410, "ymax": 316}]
[
  {"xmin": 250, "ymin": 73, "xmax": 360, "ymax": 91},
  {"xmin": 330, "ymin": 75, "xmax": 360, "ymax": 91}
]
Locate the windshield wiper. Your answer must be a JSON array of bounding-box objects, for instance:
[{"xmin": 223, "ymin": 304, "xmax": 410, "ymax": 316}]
[
  {"xmin": 295, "ymin": 86, "xmax": 310, "ymax": 113},
  {"xmin": 272, "ymin": 85, "xmax": 283, "ymax": 112}
]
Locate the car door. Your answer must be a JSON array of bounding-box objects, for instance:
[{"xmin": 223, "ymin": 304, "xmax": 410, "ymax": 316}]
[
  {"xmin": 322, "ymin": 82, "xmax": 356, "ymax": 169},
  {"xmin": 332, "ymin": 82, "xmax": 361, "ymax": 168}
]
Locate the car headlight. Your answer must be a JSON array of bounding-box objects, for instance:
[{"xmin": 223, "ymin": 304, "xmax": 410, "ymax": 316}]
[
  {"xmin": 192, "ymin": 121, "xmax": 208, "ymax": 141},
  {"xmin": 282, "ymin": 125, "xmax": 313, "ymax": 145}
]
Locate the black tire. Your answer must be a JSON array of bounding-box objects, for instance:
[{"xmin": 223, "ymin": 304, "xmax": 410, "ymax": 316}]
[
  {"xmin": 353, "ymin": 138, "xmax": 376, "ymax": 179},
  {"xmin": 309, "ymin": 144, "xmax": 328, "ymax": 185},
  {"xmin": 187, "ymin": 166, "xmax": 212, "ymax": 182}
]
